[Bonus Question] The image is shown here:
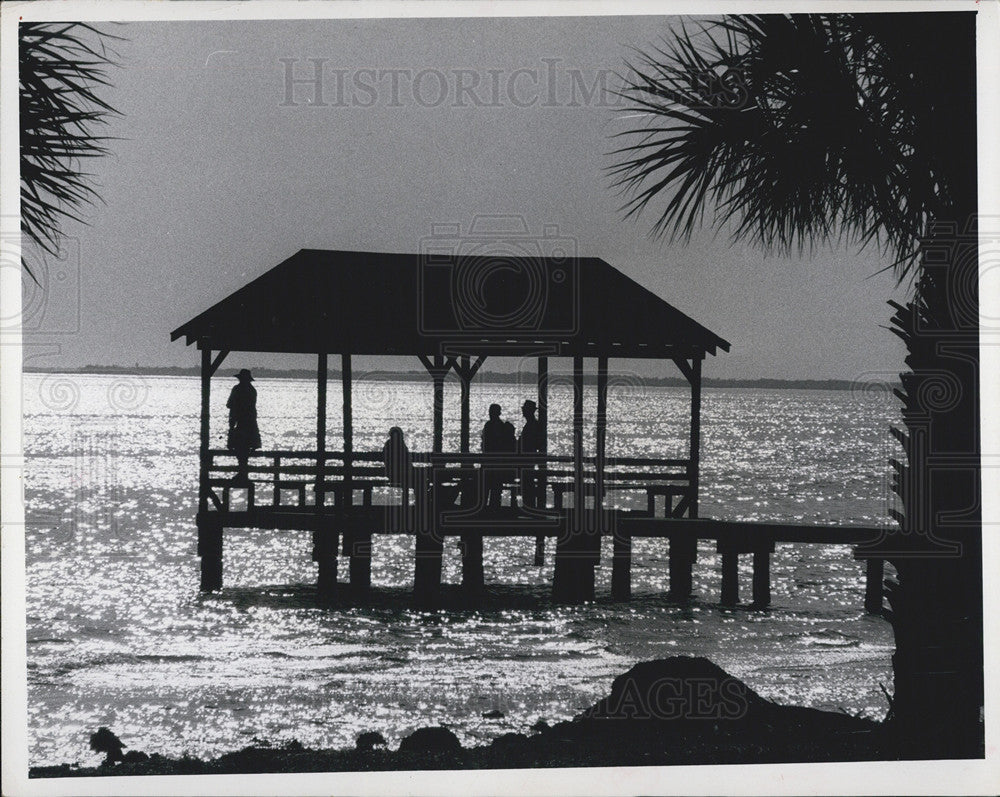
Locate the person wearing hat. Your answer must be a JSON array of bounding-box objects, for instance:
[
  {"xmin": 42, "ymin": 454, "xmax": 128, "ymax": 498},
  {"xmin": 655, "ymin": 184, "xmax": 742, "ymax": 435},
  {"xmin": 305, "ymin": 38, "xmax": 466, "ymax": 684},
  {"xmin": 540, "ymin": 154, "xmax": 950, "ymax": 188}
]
[
  {"xmin": 227, "ymin": 369, "xmax": 261, "ymax": 484},
  {"xmin": 519, "ymin": 399, "xmax": 543, "ymax": 508}
]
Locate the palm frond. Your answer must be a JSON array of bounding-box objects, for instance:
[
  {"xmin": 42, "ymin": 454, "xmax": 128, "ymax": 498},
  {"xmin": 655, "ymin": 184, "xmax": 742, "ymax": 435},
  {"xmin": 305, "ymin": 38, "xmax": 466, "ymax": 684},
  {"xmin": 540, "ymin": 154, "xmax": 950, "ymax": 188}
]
[
  {"xmin": 19, "ymin": 22, "xmax": 122, "ymax": 281},
  {"xmin": 609, "ymin": 13, "xmax": 960, "ymax": 282}
]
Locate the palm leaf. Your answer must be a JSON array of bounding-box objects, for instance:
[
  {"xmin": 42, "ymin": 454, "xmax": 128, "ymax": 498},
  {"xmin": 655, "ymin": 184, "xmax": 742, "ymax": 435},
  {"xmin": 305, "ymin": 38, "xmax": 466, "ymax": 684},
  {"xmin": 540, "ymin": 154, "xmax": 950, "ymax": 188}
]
[
  {"xmin": 19, "ymin": 22, "xmax": 122, "ymax": 281},
  {"xmin": 609, "ymin": 13, "xmax": 957, "ymax": 281}
]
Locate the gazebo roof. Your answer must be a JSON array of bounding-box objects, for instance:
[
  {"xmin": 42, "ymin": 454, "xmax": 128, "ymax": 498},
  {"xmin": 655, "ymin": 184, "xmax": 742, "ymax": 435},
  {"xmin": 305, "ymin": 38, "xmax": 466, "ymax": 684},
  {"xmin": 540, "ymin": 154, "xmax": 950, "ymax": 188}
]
[{"xmin": 171, "ymin": 249, "xmax": 730, "ymax": 358}]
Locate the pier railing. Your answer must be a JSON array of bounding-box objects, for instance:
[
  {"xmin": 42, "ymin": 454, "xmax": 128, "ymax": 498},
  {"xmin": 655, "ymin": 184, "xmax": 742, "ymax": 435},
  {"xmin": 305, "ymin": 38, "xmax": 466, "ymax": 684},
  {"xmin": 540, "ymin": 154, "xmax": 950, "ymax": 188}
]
[{"xmin": 202, "ymin": 448, "xmax": 695, "ymax": 517}]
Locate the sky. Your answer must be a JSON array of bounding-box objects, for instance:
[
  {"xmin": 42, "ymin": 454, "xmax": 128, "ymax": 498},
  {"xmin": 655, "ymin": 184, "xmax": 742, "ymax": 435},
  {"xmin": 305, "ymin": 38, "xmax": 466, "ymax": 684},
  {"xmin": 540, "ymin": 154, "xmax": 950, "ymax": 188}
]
[{"xmin": 21, "ymin": 15, "xmax": 910, "ymax": 381}]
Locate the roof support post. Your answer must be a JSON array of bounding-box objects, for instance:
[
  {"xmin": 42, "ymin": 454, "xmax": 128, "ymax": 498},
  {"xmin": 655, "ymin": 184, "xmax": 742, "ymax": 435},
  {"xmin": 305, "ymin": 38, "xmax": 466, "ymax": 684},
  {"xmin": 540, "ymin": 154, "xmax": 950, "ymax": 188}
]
[
  {"xmin": 418, "ymin": 354, "xmax": 455, "ymax": 454},
  {"xmin": 342, "ymin": 353, "xmax": 353, "ymax": 499},
  {"xmin": 573, "ymin": 356, "xmax": 585, "ymax": 517},
  {"xmin": 554, "ymin": 355, "xmax": 593, "ymax": 604},
  {"xmin": 672, "ymin": 354, "xmax": 703, "ymax": 519},
  {"xmin": 454, "ymin": 355, "xmax": 486, "ymax": 454},
  {"xmin": 534, "ymin": 355, "xmax": 549, "ymax": 565},
  {"xmin": 455, "ymin": 354, "xmax": 485, "ymax": 596},
  {"xmin": 688, "ymin": 355, "xmax": 702, "ymax": 520},
  {"xmin": 415, "ymin": 354, "xmax": 453, "ymax": 606},
  {"xmin": 596, "ymin": 356, "xmax": 608, "ymax": 512},
  {"xmin": 460, "ymin": 355, "xmax": 471, "ymax": 455},
  {"xmin": 316, "ymin": 353, "xmax": 328, "ymax": 509},
  {"xmin": 199, "ymin": 342, "xmax": 212, "ymax": 515}
]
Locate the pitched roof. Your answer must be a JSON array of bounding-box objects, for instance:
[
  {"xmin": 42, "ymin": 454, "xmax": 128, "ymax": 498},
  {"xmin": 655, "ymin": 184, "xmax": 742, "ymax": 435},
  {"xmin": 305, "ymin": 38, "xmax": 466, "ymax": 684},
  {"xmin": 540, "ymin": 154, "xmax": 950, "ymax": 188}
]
[{"xmin": 171, "ymin": 249, "xmax": 730, "ymax": 358}]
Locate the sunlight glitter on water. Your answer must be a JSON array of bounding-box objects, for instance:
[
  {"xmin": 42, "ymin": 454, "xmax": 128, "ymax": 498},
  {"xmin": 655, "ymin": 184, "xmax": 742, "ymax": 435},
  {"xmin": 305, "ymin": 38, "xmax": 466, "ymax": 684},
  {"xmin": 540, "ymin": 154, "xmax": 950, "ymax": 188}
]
[{"xmin": 24, "ymin": 374, "xmax": 899, "ymax": 765}]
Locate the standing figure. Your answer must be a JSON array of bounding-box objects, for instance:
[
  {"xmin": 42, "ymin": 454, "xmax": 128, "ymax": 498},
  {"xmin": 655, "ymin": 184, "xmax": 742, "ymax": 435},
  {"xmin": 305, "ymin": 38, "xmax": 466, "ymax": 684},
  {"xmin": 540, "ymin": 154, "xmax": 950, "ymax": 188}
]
[
  {"xmin": 227, "ymin": 369, "xmax": 261, "ymax": 484},
  {"xmin": 519, "ymin": 399, "xmax": 543, "ymax": 508},
  {"xmin": 382, "ymin": 426, "xmax": 414, "ymax": 493},
  {"xmin": 482, "ymin": 403, "xmax": 516, "ymax": 508}
]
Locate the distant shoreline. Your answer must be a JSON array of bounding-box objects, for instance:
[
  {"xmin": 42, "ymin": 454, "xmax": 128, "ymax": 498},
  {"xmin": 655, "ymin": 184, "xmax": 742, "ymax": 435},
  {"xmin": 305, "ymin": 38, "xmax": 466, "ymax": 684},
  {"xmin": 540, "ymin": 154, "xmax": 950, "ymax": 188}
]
[{"xmin": 21, "ymin": 365, "xmax": 894, "ymax": 392}]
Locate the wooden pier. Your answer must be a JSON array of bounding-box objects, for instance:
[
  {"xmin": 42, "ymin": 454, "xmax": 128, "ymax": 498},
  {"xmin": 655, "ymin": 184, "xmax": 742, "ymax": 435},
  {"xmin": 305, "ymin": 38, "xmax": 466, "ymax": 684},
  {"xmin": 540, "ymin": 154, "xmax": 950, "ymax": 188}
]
[
  {"xmin": 173, "ymin": 249, "xmax": 886, "ymax": 614},
  {"xmin": 193, "ymin": 447, "xmax": 886, "ymax": 612}
]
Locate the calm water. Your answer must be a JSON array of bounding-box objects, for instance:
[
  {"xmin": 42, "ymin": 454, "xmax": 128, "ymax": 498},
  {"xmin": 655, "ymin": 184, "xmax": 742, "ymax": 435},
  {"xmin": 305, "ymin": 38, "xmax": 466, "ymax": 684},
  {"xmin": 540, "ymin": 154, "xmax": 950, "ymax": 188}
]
[{"xmin": 24, "ymin": 372, "xmax": 899, "ymax": 767}]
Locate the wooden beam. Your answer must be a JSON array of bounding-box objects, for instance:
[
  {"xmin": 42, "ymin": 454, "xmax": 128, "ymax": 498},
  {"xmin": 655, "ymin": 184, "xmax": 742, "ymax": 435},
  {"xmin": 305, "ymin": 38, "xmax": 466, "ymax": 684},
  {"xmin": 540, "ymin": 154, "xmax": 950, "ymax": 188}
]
[
  {"xmin": 199, "ymin": 344, "xmax": 212, "ymax": 514},
  {"xmin": 752, "ymin": 548, "xmax": 771, "ymax": 609},
  {"xmin": 611, "ymin": 528, "xmax": 631, "ymax": 601},
  {"xmin": 416, "ymin": 354, "xmax": 446, "ymax": 605},
  {"xmin": 453, "ymin": 354, "xmax": 486, "ymax": 382},
  {"xmin": 432, "ymin": 371, "xmax": 445, "ymax": 454},
  {"xmin": 316, "ymin": 353, "xmax": 327, "ymax": 507},
  {"xmin": 535, "ymin": 355, "xmax": 548, "ymax": 566},
  {"xmin": 721, "ymin": 551, "xmax": 738, "ymax": 607},
  {"xmin": 672, "ymin": 356, "xmax": 695, "ymax": 383},
  {"xmin": 459, "ymin": 355, "xmax": 472, "ymax": 455},
  {"xmin": 573, "ymin": 355, "xmax": 584, "ymax": 516},
  {"xmin": 468, "ymin": 355, "xmax": 486, "ymax": 379},
  {"xmin": 458, "ymin": 355, "xmax": 484, "ymax": 594},
  {"xmin": 688, "ymin": 355, "xmax": 702, "ymax": 519},
  {"xmin": 554, "ymin": 355, "xmax": 592, "ymax": 604},
  {"xmin": 864, "ymin": 557, "xmax": 884, "ymax": 614},
  {"xmin": 418, "ymin": 354, "xmax": 451, "ymax": 454},
  {"xmin": 198, "ymin": 514, "xmax": 223, "ymax": 591},
  {"xmin": 596, "ymin": 356, "xmax": 609, "ymax": 511},
  {"xmin": 342, "ymin": 353, "xmax": 353, "ymax": 501},
  {"xmin": 209, "ymin": 349, "xmax": 230, "ymax": 377}
]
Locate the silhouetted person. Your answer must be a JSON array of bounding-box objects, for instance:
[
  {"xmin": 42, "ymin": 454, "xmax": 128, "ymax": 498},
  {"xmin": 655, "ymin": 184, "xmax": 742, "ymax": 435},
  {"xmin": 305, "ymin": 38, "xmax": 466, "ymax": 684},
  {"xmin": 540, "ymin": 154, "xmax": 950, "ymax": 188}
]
[
  {"xmin": 227, "ymin": 369, "xmax": 260, "ymax": 484},
  {"xmin": 519, "ymin": 399, "xmax": 543, "ymax": 507},
  {"xmin": 482, "ymin": 403, "xmax": 516, "ymax": 508},
  {"xmin": 382, "ymin": 426, "xmax": 413, "ymax": 493}
]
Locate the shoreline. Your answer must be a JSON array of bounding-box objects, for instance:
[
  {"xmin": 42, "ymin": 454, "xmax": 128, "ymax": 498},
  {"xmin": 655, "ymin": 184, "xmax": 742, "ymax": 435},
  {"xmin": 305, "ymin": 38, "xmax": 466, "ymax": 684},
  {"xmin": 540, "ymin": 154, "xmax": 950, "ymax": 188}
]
[
  {"xmin": 29, "ymin": 656, "xmax": 941, "ymax": 778},
  {"xmin": 23, "ymin": 366, "xmax": 896, "ymax": 392}
]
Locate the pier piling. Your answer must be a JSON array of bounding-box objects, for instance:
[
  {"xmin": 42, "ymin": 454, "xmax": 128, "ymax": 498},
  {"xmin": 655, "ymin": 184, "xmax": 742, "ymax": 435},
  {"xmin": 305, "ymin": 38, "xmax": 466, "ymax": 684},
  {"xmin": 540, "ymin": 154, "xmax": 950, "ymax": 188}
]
[
  {"xmin": 720, "ymin": 549, "xmax": 739, "ymax": 607},
  {"xmin": 668, "ymin": 532, "xmax": 696, "ymax": 601},
  {"xmin": 197, "ymin": 515, "xmax": 223, "ymax": 592},
  {"xmin": 348, "ymin": 530, "xmax": 372, "ymax": 593},
  {"xmin": 864, "ymin": 557, "xmax": 884, "ymax": 614},
  {"xmin": 315, "ymin": 521, "xmax": 338, "ymax": 602},
  {"xmin": 752, "ymin": 547, "xmax": 771, "ymax": 609},
  {"xmin": 462, "ymin": 533, "xmax": 485, "ymax": 595},
  {"xmin": 611, "ymin": 529, "xmax": 631, "ymax": 601},
  {"xmin": 414, "ymin": 527, "xmax": 444, "ymax": 606}
]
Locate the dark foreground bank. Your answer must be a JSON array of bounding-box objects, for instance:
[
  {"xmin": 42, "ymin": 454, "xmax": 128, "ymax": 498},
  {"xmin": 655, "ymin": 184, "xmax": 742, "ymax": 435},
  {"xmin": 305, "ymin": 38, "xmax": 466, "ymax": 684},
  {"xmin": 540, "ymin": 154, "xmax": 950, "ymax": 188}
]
[{"xmin": 32, "ymin": 657, "xmax": 904, "ymax": 777}]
